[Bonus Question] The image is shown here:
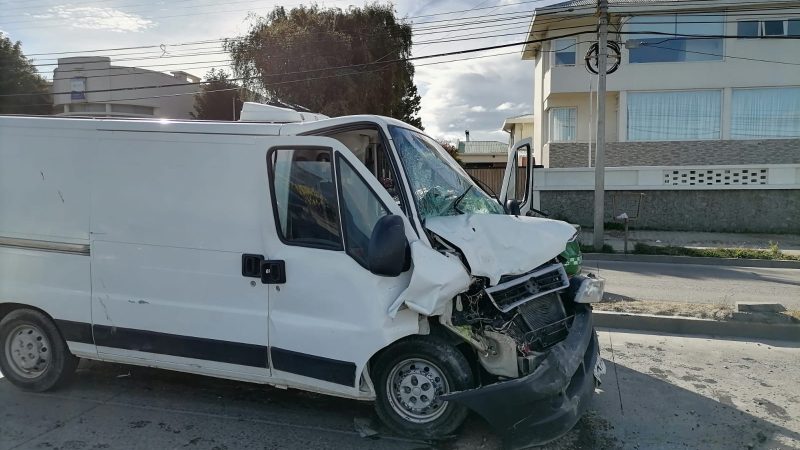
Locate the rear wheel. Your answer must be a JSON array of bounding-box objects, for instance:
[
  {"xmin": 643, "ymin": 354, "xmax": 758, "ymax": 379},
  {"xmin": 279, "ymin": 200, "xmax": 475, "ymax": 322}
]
[
  {"xmin": 373, "ymin": 335, "xmax": 474, "ymax": 438},
  {"xmin": 0, "ymin": 309, "xmax": 79, "ymax": 392}
]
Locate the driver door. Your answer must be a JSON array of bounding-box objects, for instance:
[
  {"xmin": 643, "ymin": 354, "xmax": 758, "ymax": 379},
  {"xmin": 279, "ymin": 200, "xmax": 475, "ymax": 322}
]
[
  {"xmin": 499, "ymin": 138, "xmax": 532, "ymax": 214},
  {"xmin": 261, "ymin": 137, "xmax": 419, "ymax": 397}
]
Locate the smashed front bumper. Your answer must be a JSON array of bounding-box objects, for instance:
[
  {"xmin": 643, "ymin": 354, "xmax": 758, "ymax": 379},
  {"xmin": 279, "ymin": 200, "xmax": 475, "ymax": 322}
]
[{"xmin": 443, "ymin": 304, "xmax": 599, "ymax": 449}]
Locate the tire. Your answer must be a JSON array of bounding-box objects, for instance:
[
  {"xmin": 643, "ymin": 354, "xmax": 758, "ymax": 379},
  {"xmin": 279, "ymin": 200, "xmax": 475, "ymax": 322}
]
[
  {"xmin": 373, "ymin": 335, "xmax": 474, "ymax": 438},
  {"xmin": 0, "ymin": 309, "xmax": 79, "ymax": 392}
]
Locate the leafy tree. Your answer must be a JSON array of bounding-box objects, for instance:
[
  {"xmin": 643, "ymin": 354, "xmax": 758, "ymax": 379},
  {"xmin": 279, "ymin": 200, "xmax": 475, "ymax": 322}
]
[
  {"xmin": 0, "ymin": 35, "xmax": 52, "ymax": 115},
  {"xmin": 436, "ymin": 138, "xmax": 462, "ymax": 165},
  {"xmin": 192, "ymin": 69, "xmax": 246, "ymax": 120},
  {"xmin": 225, "ymin": 4, "xmax": 422, "ymax": 127},
  {"xmin": 397, "ymin": 83, "xmax": 422, "ymax": 129}
]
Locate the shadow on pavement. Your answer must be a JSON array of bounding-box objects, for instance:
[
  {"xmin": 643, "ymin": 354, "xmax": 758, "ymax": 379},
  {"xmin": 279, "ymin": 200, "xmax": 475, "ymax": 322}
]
[
  {"xmin": 1, "ymin": 357, "xmax": 798, "ymax": 449},
  {"xmin": 591, "ymin": 359, "xmax": 800, "ymax": 450}
]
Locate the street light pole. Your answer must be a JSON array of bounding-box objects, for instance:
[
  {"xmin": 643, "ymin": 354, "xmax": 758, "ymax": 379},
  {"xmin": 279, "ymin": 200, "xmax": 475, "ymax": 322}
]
[{"xmin": 593, "ymin": 0, "xmax": 608, "ymax": 250}]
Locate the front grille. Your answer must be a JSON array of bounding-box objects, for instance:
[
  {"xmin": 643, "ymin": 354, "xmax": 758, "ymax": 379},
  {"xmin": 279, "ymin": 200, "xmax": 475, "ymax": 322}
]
[
  {"xmin": 518, "ymin": 294, "xmax": 570, "ymax": 351},
  {"xmin": 518, "ymin": 293, "xmax": 566, "ymax": 330},
  {"xmin": 484, "ymin": 264, "xmax": 569, "ymax": 312}
]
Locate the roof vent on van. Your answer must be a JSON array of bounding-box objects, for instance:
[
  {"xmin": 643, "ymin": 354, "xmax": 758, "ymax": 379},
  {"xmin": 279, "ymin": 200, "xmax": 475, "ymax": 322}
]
[{"xmin": 238, "ymin": 102, "xmax": 328, "ymax": 123}]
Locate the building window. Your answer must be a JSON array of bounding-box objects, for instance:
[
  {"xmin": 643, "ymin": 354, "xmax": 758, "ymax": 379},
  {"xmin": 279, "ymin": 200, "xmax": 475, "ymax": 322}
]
[
  {"xmin": 737, "ymin": 19, "xmax": 800, "ymax": 37},
  {"xmin": 732, "ymin": 87, "xmax": 800, "ymax": 139},
  {"xmin": 110, "ymin": 104, "xmax": 155, "ymax": 116},
  {"xmin": 549, "ymin": 107, "xmax": 577, "ymax": 142},
  {"xmin": 789, "ymin": 20, "xmax": 800, "ymax": 36},
  {"xmin": 763, "ymin": 20, "xmax": 785, "ymax": 36},
  {"xmin": 68, "ymin": 103, "xmax": 106, "ymax": 113},
  {"xmin": 737, "ymin": 21, "xmax": 760, "ymax": 38},
  {"xmin": 552, "ymin": 38, "xmax": 577, "ymax": 66},
  {"xmin": 627, "ymin": 90, "xmax": 721, "ymax": 141},
  {"xmin": 627, "ymin": 14, "xmax": 723, "ymax": 63}
]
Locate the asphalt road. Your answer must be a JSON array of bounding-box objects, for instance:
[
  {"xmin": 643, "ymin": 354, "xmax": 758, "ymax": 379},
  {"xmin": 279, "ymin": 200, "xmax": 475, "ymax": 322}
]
[
  {"xmin": 583, "ymin": 260, "xmax": 800, "ymax": 310},
  {"xmin": 1, "ymin": 330, "xmax": 798, "ymax": 450}
]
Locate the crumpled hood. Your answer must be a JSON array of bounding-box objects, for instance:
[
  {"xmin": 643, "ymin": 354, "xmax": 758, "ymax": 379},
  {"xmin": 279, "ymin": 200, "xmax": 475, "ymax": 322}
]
[{"xmin": 425, "ymin": 214, "xmax": 576, "ymax": 286}]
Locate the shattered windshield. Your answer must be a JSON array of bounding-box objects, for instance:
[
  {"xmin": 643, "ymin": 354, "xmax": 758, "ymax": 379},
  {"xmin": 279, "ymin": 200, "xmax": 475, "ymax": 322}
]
[{"xmin": 389, "ymin": 126, "xmax": 505, "ymax": 220}]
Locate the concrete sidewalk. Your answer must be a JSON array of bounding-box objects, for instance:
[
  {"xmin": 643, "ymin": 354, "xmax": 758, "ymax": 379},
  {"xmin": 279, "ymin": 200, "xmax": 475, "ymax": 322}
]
[
  {"xmin": 581, "ymin": 229, "xmax": 800, "ymax": 256},
  {"xmin": 583, "ymin": 259, "xmax": 800, "ymax": 310}
]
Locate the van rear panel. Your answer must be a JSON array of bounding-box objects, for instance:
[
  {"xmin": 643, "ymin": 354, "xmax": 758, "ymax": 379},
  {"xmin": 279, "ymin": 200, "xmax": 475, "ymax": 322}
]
[{"xmin": 0, "ymin": 117, "xmax": 277, "ymax": 369}]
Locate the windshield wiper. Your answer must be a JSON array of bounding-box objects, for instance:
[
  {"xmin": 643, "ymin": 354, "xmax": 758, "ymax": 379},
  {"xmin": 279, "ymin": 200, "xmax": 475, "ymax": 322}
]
[{"xmin": 451, "ymin": 185, "xmax": 473, "ymax": 214}]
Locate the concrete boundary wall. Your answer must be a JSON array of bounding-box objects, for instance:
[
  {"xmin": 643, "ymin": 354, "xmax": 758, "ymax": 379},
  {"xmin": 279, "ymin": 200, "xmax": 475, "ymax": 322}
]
[{"xmin": 539, "ymin": 189, "xmax": 800, "ymax": 233}]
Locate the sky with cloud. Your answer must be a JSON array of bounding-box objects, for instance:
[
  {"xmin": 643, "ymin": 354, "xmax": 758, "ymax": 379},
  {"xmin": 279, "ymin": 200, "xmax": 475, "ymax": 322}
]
[{"xmin": 1, "ymin": 0, "xmax": 561, "ymax": 142}]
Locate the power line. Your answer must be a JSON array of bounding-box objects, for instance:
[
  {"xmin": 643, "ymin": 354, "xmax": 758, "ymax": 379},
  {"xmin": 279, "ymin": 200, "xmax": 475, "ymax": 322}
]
[
  {"xmin": 22, "ymin": 15, "xmax": 542, "ymax": 65},
  {"xmin": 26, "ymin": 17, "xmax": 540, "ymax": 63},
  {"xmin": 37, "ymin": 29, "xmax": 598, "ymax": 82},
  {"xmin": 2, "ymin": 30, "xmax": 593, "ymax": 99},
  {"xmin": 4, "ymin": 48, "xmax": 536, "ymax": 109},
  {"xmin": 23, "ymin": 17, "xmax": 591, "ymax": 70},
  {"xmin": 27, "ymin": 22, "xmax": 800, "ymax": 82},
  {"xmin": 43, "ymin": 28, "xmax": 537, "ymax": 81},
  {"xmin": 615, "ymin": 31, "xmax": 800, "ymax": 39},
  {"xmin": 536, "ymin": 0, "xmax": 800, "ymax": 13},
  {"xmin": 640, "ymin": 43, "xmax": 800, "ymax": 66},
  {"xmin": 1, "ymin": 0, "xmax": 547, "ymax": 31},
  {"xmin": 21, "ymin": 6, "xmax": 799, "ymax": 60}
]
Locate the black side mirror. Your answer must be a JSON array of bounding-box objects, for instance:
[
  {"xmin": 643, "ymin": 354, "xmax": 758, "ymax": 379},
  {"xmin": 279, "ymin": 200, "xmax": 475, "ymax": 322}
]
[
  {"xmin": 505, "ymin": 199, "xmax": 521, "ymax": 216},
  {"xmin": 367, "ymin": 215, "xmax": 410, "ymax": 277}
]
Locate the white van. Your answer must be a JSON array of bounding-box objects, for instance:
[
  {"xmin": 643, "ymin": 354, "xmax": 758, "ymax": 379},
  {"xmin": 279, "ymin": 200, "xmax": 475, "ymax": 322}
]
[{"xmin": 0, "ymin": 109, "xmax": 604, "ymax": 448}]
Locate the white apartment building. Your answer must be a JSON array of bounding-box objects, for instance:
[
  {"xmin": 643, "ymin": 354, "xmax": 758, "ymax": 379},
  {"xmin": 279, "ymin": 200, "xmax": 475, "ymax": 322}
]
[
  {"xmin": 51, "ymin": 57, "xmax": 199, "ymax": 119},
  {"xmin": 519, "ymin": 0, "xmax": 800, "ymax": 233},
  {"xmin": 523, "ymin": 0, "xmax": 800, "ymax": 168}
]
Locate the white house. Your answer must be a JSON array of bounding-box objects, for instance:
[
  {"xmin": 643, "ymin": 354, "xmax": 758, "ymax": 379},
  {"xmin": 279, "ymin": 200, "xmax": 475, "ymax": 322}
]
[
  {"xmin": 457, "ymin": 140, "xmax": 509, "ymax": 168},
  {"xmin": 502, "ymin": 113, "xmax": 535, "ymax": 144},
  {"xmin": 51, "ymin": 57, "xmax": 199, "ymax": 119},
  {"xmin": 520, "ymin": 0, "xmax": 800, "ymax": 233},
  {"xmin": 523, "ymin": 0, "xmax": 800, "ymax": 169}
]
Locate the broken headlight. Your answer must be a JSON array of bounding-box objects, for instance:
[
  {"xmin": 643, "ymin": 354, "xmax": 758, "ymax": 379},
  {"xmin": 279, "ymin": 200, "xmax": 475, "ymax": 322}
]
[{"xmin": 564, "ymin": 275, "xmax": 604, "ymax": 304}]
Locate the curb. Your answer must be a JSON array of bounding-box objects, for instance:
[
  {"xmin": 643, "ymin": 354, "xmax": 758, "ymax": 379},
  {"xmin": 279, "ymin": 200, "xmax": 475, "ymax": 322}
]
[
  {"xmin": 583, "ymin": 253, "xmax": 800, "ymax": 269},
  {"xmin": 594, "ymin": 311, "xmax": 800, "ymax": 342}
]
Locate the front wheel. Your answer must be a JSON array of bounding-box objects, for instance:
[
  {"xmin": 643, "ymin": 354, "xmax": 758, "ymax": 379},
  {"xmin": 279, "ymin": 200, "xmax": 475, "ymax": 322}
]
[
  {"xmin": 0, "ymin": 309, "xmax": 79, "ymax": 392},
  {"xmin": 373, "ymin": 335, "xmax": 474, "ymax": 438}
]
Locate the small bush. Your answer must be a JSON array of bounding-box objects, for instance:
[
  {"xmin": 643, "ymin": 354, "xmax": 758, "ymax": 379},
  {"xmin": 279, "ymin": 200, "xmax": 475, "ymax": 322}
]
[
  {"xmin": 580, "ymin": 243, "xmax": 615, "ymax": 253},
  {"xmin": 632, "ymin": 243, "xmax": 799, "ymax": 261}
]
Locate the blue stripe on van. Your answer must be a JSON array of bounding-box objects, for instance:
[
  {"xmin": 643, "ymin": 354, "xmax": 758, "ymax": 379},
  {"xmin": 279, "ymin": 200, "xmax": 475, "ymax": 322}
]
[{"xmin": 54, "ymin": 321, "xmax": 357, "ymax": 386}]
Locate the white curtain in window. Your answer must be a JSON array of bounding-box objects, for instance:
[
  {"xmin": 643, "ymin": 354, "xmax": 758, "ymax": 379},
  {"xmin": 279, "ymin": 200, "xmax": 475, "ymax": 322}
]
[
  {"xmin": 628, "ymin": 90, "xmax": 721, "ymax": 141},
  {"xmin": 550, "ymin": 107, "xmax": 576, "ymax": 142},
  {"xmin": 732, "ymin": 88, "xmax": 800, "ymax": 139}
]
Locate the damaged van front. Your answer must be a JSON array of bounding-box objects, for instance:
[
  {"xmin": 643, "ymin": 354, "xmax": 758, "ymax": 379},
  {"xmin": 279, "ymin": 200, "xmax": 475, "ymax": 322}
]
[{"xmin": 386, "ymin": 125, "xmax": 605, "ymax": 448}]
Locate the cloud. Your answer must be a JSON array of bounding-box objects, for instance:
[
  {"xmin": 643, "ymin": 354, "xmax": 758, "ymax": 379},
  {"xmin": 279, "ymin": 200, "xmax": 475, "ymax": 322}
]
[
  {"xmin": 416, "ymin": 52, "xmax": 533, "ymax": 142},
  {"xmin": 34, "ymin": 6, "xmax": 154, "ymax": 32},
  {"xmin": 496, "ymin": 102, "xmax": 515, "ymax": 111}
]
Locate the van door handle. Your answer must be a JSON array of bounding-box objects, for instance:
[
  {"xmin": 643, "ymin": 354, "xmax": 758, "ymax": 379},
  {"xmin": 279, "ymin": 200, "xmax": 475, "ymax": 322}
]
[
  {"xmin": 242, "ymin": 254, "xmax": 264, "ymax": 278},
  {"xmin": 261, "ymin": 260, "xmax": 286, "ymax": 284}
]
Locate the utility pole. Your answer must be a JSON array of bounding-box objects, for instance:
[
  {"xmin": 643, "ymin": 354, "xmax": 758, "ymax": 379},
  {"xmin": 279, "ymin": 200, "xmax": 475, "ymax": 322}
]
[{"xmin": 593, "ymin": 0, "xmax": 608, "ymax": 250}]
